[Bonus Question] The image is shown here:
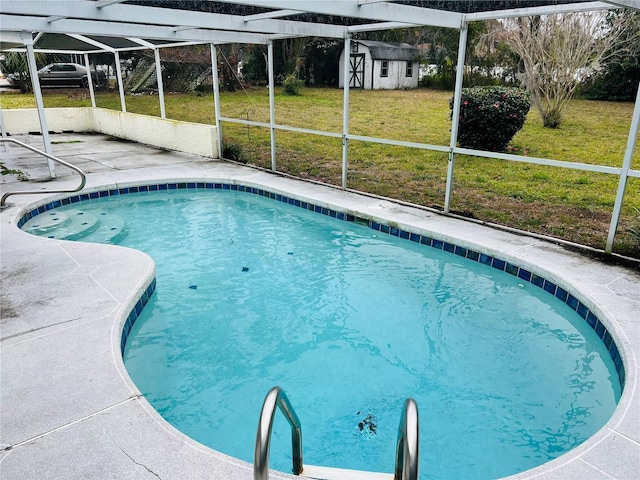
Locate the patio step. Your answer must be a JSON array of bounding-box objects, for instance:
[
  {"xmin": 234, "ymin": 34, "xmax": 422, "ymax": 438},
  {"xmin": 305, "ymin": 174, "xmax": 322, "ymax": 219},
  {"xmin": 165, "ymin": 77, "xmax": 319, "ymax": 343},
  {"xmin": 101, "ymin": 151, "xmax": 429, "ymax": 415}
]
[{"xmin": 22, "ymin": 208, "xmax": 126, "ymax": 244}]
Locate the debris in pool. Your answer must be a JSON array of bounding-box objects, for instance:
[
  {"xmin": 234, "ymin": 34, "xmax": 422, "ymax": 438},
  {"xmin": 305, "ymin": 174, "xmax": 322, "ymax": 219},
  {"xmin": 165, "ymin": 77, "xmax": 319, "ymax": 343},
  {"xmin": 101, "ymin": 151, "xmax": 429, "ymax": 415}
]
[
  {"xmin": 354, "ymin": 413, "xmax": 377, "ymax": 439},
  {"xmin": 242, "ymin": 267, "xmax": 249, "ymax": 272},
  {"xmin": 189, "ymin": 285, "xmax": 197, "ymax": 290}
]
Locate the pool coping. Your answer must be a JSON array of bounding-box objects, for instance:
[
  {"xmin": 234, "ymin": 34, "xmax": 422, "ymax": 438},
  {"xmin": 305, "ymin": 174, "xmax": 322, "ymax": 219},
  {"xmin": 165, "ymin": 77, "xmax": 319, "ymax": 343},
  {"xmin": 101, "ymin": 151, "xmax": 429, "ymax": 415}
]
[{"xmin": 1, "ymin": 136, "xmax": 638, "ymax": 480}]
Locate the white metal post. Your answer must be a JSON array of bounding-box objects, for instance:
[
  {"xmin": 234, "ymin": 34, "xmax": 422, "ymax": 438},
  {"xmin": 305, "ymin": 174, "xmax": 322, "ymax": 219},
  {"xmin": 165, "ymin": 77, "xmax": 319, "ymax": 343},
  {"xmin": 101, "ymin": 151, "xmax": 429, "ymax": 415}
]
[
  {"xmin": 445, "ymin": 22, "xmax": 469, "ymax": 213},
  {"xmin": 341, "ymin": 34, "xmax": 352, "ymax": 189},
  {"xmin": 154, "ymin": 48, "xmax": 166, "ymax": 119},
  {"xmin": 0, "ymin": 105, "xmax": 7, "ymax": 152},
  {"xmin": 83, "ymin": 53, "xmax": 96, "ymax": 108},
  {"xmin": 268, "ymin": 40, "xmax": 277, "ymax": 171},
  {"xmin": 23, "ymin": 34, "xmax": 55, "ymax": 176},
  {"xmin": 114, "ymin": 50, "xmax": 127, "ymax": 112},
  {"xmin": 211, "ymin": 43, "xmax": 223, "ymax": 159},
  {"xmin": 605, "ymin": 81, "xmax": 640, "ymax": 253}
]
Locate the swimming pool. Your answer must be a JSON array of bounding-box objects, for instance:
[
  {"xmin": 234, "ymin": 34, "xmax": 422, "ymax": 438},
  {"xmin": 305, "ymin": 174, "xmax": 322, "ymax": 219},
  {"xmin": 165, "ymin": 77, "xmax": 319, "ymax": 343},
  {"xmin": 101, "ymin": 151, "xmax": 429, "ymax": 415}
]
[{"xmin": 19, "ymin": 183, "xmax": 624, "ymax": 480}]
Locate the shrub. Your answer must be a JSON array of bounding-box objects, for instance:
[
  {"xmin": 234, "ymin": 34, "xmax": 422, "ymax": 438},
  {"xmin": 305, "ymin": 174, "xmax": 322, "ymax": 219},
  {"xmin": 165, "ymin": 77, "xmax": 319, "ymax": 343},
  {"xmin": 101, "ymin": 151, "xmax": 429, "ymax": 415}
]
[
  {"xmin": 195, "ymin": 83, "xmax": 213, "ymax": 94},
  {"xmin": 282, "ymin": 73, "xmax": 304, "ymax": 95},
  {"xmin": 222, "ymin": 143, "xmax": 245, "ymax": 163},
  {"xmin": 450, "ymin": 86, "xmax": 531, "ymax": 152}
]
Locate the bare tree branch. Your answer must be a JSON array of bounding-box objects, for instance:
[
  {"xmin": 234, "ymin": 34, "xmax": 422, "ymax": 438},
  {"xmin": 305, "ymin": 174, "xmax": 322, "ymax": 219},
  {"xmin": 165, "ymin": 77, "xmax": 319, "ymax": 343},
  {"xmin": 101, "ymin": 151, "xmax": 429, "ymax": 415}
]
[{"xmin": 487, "ymin": 10, "xmax": 634, "ymax": 128}]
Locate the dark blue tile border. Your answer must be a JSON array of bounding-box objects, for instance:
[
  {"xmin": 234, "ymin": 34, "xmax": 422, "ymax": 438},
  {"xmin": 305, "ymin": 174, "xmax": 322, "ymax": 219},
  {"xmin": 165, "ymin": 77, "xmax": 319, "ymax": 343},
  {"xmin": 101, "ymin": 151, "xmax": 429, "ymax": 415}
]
[
  {"xmin": 19, "ymin": 182, "xmax": 625, "ymax": 392},
  {"xmin": 120, "ymin": 278, "xmax": 156, "ymax": 355}
]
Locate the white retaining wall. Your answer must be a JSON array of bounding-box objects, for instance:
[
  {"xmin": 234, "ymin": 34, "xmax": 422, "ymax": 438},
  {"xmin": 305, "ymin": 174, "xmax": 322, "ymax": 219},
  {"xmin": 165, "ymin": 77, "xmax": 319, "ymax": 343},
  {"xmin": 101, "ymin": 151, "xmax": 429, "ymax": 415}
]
[{"xmin": 1, "ymin": 107, "xmax": 219, "ymax": 158}]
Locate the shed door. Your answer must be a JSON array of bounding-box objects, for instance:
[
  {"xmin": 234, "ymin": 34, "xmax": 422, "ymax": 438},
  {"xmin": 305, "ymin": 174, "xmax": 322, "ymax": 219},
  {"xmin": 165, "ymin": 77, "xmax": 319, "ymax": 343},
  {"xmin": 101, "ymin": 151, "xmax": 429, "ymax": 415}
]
[{"xmin": 349, "ymin": 54, "xmax": 365, "ymax": 89}]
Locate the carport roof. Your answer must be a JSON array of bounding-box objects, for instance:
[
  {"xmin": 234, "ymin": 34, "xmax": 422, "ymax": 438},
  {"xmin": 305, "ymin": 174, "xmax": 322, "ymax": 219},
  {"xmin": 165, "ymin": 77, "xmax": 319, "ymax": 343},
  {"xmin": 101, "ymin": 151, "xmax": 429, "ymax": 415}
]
[{"xmin": 0, "ymin": 0, "xmax": 637, "ymax": 54}]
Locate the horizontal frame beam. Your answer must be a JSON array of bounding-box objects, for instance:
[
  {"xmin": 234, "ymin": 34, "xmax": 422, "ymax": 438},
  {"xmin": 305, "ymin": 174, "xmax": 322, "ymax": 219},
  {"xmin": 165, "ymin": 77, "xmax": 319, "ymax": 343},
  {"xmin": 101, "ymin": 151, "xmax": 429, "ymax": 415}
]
[
  {"xmin": 0, "ymin": 0, "xmax": 346, "ymax": 39},
  {"xmin": 219, "ymin": 117, "xmax": 343, "ymax": 139},
  {"xmin": 453, "ymin": 147, "xmax": 622, "ymax": 175},
  {"xmin": 348, "ymin": 22, "xmax": 421, "ymax": 33},
  {"xmin": 243, "ymin": 9, "xmax": 299, "ymax": 21},
  {"xmin": 0, "ymin": 15, "xmax": 270, "ymax": 45},
  {"xmin": 15, "ymin": 40, "xmax": 212, "ymax": 55},
  {"xmin": 465, "ymin": 1, "xmax": 615, "ymax": 21},
  {"xmin": 214, "ymin": 0, "xmax": 463, "ymax": 28},
  {"xmin": 220, "ymin": 116, "xmax": 627, "ymax": 176},
  {"xmin": 601, "ymin": 0, "xmax": 640, "ymax": 10}
]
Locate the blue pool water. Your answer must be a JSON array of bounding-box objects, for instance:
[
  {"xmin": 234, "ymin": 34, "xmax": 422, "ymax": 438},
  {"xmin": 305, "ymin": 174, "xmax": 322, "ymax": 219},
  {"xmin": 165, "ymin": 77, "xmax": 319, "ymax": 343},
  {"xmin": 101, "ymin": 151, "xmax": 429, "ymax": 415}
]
[{"xmin": 23, "ymin": 188, "xmax": 621, "ymax": 480}]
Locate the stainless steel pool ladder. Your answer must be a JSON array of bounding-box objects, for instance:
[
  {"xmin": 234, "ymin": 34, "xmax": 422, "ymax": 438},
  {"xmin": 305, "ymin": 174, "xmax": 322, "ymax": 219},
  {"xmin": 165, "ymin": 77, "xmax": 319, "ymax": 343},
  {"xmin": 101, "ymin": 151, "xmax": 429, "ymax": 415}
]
[
  {"xmin": 395, "ymin": 398, "xmax": 419, "ymax": 480},
  {"xmin": 253, "ymin": 386, "xmax": 419, "ymax": 480},
  {"xmin": 254, "ymin": 386, "xmax": 303, "ymax": 480},
  {"xmin": 0, "ymin": 138, "xmax": 86, "ymax": 208}
]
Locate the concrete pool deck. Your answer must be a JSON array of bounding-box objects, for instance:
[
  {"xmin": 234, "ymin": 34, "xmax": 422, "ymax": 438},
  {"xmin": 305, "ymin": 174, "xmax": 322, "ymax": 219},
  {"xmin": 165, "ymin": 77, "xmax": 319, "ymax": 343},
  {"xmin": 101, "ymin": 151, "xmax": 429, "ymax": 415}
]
[{"xmin": 1, "ymin": 133, "xmax": 638, "ymax": 480}]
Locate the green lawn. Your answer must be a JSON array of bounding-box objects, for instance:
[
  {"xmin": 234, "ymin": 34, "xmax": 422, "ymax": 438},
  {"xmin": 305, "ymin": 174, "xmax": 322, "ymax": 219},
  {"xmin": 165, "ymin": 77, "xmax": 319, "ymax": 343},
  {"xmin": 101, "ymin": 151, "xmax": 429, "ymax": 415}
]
[{"xmin": 1, "ymin": 87, "xmax": 638, "ymax": 256}]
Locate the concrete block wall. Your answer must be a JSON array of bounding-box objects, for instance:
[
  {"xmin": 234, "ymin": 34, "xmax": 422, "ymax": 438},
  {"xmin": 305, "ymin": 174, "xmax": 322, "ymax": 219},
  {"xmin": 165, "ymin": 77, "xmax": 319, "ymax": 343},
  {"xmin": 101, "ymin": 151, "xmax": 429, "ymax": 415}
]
[
  {"xmin": 1, "ymin": 107, "xmax": 219, "ymax": 158},
  {"xmin": 2, "ymin": 107, "xmax": 94, "ymax": 134}
]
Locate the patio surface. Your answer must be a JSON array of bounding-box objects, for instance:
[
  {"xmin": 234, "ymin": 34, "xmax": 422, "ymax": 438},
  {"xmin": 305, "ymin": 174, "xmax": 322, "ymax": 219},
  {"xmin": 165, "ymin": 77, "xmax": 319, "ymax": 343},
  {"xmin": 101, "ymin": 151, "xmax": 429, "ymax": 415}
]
[{"xmin": 1, "ymin": 133, "xmax": 638, "ymax": 479}]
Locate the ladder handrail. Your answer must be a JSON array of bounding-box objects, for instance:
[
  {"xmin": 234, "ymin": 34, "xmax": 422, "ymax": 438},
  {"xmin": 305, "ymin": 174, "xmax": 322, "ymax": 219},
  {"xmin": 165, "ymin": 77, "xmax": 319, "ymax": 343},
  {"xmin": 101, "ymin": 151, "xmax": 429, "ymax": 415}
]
[
  {"xmin": 0, "ymin": 138, "xmax": 86, "ymax": 207},
  {"xmin": 254, "ymin": 386, "xmax": 303, "ymax": 480},
  {"xmin": 395, "ymin": 398, "xmax": 419, "ymax": 480}
]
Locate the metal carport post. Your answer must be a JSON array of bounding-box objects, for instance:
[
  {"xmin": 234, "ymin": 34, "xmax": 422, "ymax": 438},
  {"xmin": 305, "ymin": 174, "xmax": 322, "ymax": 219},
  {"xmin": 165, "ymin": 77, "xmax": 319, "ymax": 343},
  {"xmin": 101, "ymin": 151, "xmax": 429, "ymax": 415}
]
[
  {"xmin": 114, "ymin": 50, "xmax": 126, "ymax": 112},
  {"xmin": 606, "ymin": 82, "xmax": 640, "ymax": 253},
  {"xmin": 342, "ymin": 34, "xmax": 351, "ymax": 189},
  {"xmin": 211, "ymin": 43, "xmax": 223, "ymax": 160},
  {"xmin": 154, "ymin": 47, "xmax": 166, "ymax": 119},
  {"xmin": 268, "ymin": 39, "xmax": 277, "ymax": 171},
  {"xmin": 445, "ymin": 21, "xmax": 469, "ymax": 213},
  {"xmin": 22, "ymin": 32, "xmax": 55, "ymax": 177},
  {"xmin": 83, "ymin": 53, "xmax": 96, "ymax": 108}
]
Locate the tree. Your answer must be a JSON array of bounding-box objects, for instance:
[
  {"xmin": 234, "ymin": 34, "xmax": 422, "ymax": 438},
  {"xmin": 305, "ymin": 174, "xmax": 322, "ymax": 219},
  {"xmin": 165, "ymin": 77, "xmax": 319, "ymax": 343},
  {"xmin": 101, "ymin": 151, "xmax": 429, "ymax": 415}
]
[
  {"xmin": 281, "ymin": 37, "xmax": 314, "ymax": 78},
  {"xmin": 581, "ymin": 10, "xmax": 640, "ymax": 101},
  {"xmin": 242, "ymin": 45, "xmax": 270, "ymax": 85},
  {"xmin": 304, "ymin": 39, "xmax": 342, "ymax": 86},
  {"xmin": 216, "ymin": 44, "xmax": 245, "ymax": 92},
  {"xmin": 489, "ymin": 11, "xmax": 634, "ymax": 128}
]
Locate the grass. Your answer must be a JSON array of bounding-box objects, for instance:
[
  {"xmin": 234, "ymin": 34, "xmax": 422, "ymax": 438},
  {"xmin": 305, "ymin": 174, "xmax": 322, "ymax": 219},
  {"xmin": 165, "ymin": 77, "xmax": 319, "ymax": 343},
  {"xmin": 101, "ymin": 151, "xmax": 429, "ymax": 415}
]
[{"xmin": 1, "ymin": 86, "xmax": 639, "ymax": 257}]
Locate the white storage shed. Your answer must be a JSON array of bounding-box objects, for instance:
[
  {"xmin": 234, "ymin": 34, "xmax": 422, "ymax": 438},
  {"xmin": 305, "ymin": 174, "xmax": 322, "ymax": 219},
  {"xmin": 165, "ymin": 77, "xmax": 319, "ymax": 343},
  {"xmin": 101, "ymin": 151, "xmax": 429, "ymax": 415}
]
[{"xmin": 339, "ymin": 40, "xmax": 419, "ymax": 90}]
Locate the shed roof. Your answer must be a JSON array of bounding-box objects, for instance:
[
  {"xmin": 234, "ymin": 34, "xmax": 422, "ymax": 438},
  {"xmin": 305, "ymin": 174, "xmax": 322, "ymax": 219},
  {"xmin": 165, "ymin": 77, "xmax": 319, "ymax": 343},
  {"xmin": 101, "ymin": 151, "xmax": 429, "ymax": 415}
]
[{"xmin": 356, "ymin": 40, "xmax": 419, "ymax": 61}]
